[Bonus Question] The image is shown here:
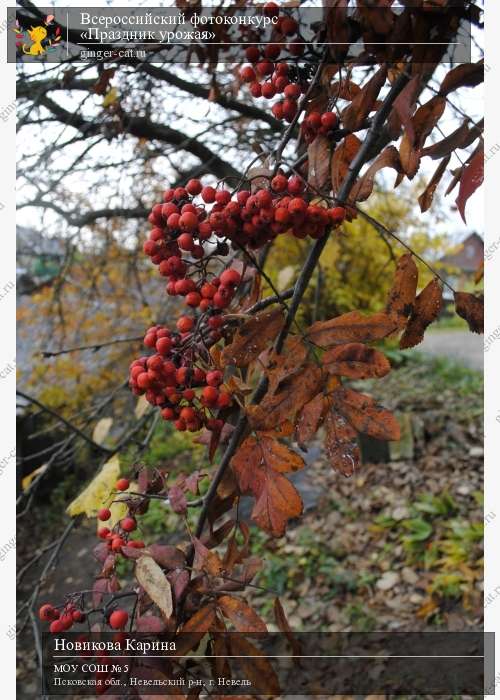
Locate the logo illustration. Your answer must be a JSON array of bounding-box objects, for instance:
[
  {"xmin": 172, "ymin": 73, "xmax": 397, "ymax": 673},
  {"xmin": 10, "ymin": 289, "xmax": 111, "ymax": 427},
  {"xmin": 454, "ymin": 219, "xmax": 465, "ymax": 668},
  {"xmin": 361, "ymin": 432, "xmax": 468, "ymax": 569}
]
[{"xmin": 12, "ymin": 15, "xmax": 61, "ymax": 58}]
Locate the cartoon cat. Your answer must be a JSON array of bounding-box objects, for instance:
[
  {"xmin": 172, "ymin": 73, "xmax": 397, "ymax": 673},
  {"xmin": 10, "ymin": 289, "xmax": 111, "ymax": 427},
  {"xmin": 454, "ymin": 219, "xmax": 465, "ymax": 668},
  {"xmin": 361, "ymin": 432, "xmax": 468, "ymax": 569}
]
[{"xmin": 23, "ymin": 26, "xmax": 47, "ymax": 56}]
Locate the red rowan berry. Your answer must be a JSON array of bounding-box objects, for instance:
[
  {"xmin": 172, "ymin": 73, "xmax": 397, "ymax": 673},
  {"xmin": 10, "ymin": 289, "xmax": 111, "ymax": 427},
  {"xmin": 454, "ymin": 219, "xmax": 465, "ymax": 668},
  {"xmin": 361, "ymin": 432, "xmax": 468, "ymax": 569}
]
[
  {"xmin": 321, "ymin": 111, "xmax": 337, "ymax": 130},
  {"xmin": 202, "ymin": 386, "xmax": 219, "ymax": 405},
  {"xmin": 176, "ymin": 316, "xmax": 194, "ymax": 333},
  {"xmin": 220, "ymin": 269, "xmax": 241, "ymax": 287},
  {"xmin": 98, "ymin": 508, "xmax": 111, "ymax": 522},
  {"xmin": 186, "ymin": 178, "xmax": 202, "ymax": 196},
  {"xmin": 109, "ymin": 610, "xmax": 128, "ymax": 630},
  {"xmin": 116, "ymin": 478, "xmax": 130, "ymax": 491},
  {"xmin": 156, "ymin": 337, "xmax": 173, "ymax": 355},
  {"xmin": 121, "ymin": 517, "xmax": 137, "ymax": 532},
  {"xmin": 201, "ymin": 186, "xmax": 216, "ymax": 203},
  {"xmin": 240, "ymin": 65, "xmax": 256, "ymax": 83},
  {"xmin": 206, "ymin": 370, "xmax": 223, "ymax": 386},
  {"xmin": 185, "ymin": 291, "xmax": 201, "ymax": 307}
]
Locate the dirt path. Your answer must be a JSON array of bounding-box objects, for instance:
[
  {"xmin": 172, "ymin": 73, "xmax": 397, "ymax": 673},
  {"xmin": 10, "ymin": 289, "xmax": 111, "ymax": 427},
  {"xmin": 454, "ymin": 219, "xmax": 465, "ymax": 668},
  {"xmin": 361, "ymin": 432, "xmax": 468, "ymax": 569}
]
[{"xmin": 419, "ymin": 330, "xmax": 483, "ymax": 370}]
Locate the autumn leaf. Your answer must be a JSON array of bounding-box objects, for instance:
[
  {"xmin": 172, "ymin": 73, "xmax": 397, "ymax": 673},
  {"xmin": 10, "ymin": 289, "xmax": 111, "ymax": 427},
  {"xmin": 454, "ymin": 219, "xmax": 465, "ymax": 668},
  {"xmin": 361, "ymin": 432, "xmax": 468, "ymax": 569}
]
[
  {"xmin": 168, "ymin": 485, "xmax": 187, "ymax": 514},
  {"xmin": 174, "ymin": 604, "xmax": 217, "ymax": 657},
  {"xmin": 399, "ymin": 278, "xmax": 443, "ymax": 349},
  {"xmin": 228, "ymin": 635, "xmax": 280, "ymax": 695},
  {"xmin": 274, "ymin": 598, "xmax": 302, "ymax": 656},
  {"xmin": 455, "ymin": 146, "xmax": 484, "ymax": 224},
  {"xmin": 454, "ymin": 292, "xmax": 484, "ymax": 334},
  {"xmin": 295, "ymin": 393, "xmax": 325, "ymax": 448},
  {"xmin": 418, "ymin": 155, "xmax": 451, "ymax": 213},
  {"xmin": 332, "ymin": 387, "xmax": 400, "ymax": 441},
  {"xmin": 136, "ymin": 556, "xmax": 173, "ymax": 621},
  {"xmin": 399, "ymin": 133, "xmax": 421, "ymax": 179},
  {"xmin": 475, "ymin": 260, "xmax": 484, "ymax": 285},
  {"xmin": 247, "ymin": 364, "xmax": 323, "ymax": 431},
  {"xmin": 324, "ymin": 409, "xmax": 361, "ymax": 477},
  {"xmin": 308, "ymin": 135, "xmax": 331, "ymax": 190},
  {"xmin": 265, "ymin": 335, "xmax": 308, "ymax": 395},
  {"xmin": 412, "ymin": 96, "xmax": 446, "ymax": 149},
  {"xmin": 331, "ymin": 134, "xmax": 362, "ymax": 193},
  {"xmin": 420, "ymin": 121, "xmax": 471, "ymax": 160},
  {"xmin": 306, "ymin": 310, "xmax": 399, "ymax": 348},
  {"xmin": 341, "ymin": 66, "xmax": 387, "ymax": 132},
  {"xmin": 221, "ymin": 307, "xmax": 285, "ymax": 367},
  {"xmin": 389, "ymin": 74, "xmax": 422, "ymax": 144},
  {"xmin": 438, "ymin": 61, "xmax": 484, "ymax": 97},
  {"xmin": 217, "ymin": 595, "xmax": 267, "ymax": 633},
  {"xmin": 92, "ymin": 417, "xmax": 113, "ymax": 445},
  {"xmin": 385, "ymin": 253, "xmax": 418, "ymax": 324},
  {"xmin": 232, "ymin": 435, "xmax": 304, "ymax": 536},
  {"xmin": 323, "ymin": 343, "xmax": 391, "ymax": 379},
  {"xmin": 349, "ymin": 146, "xmax": 403, "ymax": 203}
]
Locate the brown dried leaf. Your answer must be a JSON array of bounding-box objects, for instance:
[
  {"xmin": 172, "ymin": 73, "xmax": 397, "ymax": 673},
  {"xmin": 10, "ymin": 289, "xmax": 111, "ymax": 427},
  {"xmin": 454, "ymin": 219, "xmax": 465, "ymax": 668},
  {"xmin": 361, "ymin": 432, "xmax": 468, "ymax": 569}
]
[
  {"xmin": 306, "ymin": 310, "xmax": 399, "ymax": 348},
  {"xmin": 420, "ymin": 121, "xmax": 471, "ymax": 160},
  {"xmin": 217, "ymin": 595, "xmax": 267, "ymax": 633},
  {"xmin": 274, "ymin": 598, "xmax": 302, "ymax": 656},
  {"xmin": 332, "ymin": 387, "xmax": 400, "ymax": 441},
  {"xmin": 323, "ymin": 343, "xmax": 391, "ymax": 379},
  {"xmin": 136, "ymin": 556, "xmax": 173, "ymax": 621},
  {"xmin": 341, "ymin": 66, "xmax": 387, "ymax": 132},
  {"xmin": 399, "ymin": 133, "xmax": 420, "ymax": 179},
  {"xmin": 418, "ymin": 155, "xmax": 451, "ymax": 213},
  {"xmin": 324, "ymin": 409, "xmax": 361, "ymax": 477},
  {"xmin": 228, "ymin": 635, "xmax": 281, "ymax": 694},
  {"xmin": 295, "ymin": 393, "xmax": 325, "ymax": 448},
  {"xmin": 331, "ymin": 134, "xmax": 362, "ymax": 194},
  {"xmin": 247, "ymin": 364, "xmax": 324, "ymax": 431},
  {"xmin": 455, "ymin": 146, "xmax": 484, "ymax": 224},
  {"xmin": 439, "ymin": 61, "xmax": 484, "ymax": 97},
  {"xmin": 399, "ymin": 278, "xmax": 443, "ymax": 349},
  {"xmin": 308, "ymin": 135, "xmax": 332, "ymax": 190},
  {"xmin": 349, "ymin": 145, "xmax": 403, "ymax": 203},
  {"xmin": 221, "ymin": 308, "xmax": 285, "ymax": 367},
  {"xmin": 232, "ymin": 436, "xmax": 304, "ymax": 537},
  {"xmin": 385, "ymin": 253, "xmax": 418, "ymax": 324},
  {"xmin": 413, "ymin": 96, "xmax": 446, "ymax": 149},
  {"xmin": 454, "ymin": 292, "xmax": 484, "ymax": 334},
  {"xmin": 265, "ymin": 336, "xmax": 309, "ymax": 395}
]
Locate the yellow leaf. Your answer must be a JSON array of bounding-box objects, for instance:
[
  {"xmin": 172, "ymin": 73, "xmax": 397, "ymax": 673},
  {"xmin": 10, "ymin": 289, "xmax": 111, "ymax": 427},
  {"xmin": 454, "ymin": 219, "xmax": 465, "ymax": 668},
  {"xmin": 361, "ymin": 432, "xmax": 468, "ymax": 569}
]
[
  {"xmin": 102, "ymin": 87, "xmax": 118, "ymax": 107},
  {"xmin": 22, "ymin": 463, "xmax": 47, "ymax": 490},
  {"xmin": 134, "ymin": 395, "xmax": 149, "ymax": 419},
  {"xmin": 136, "ymin": 556, "xmax": 173, "ymax": 620},
  {"xmin": 92, "ymin": 417, "xmax": 113, "ymax": 445},
  {"xmin": 66, "ymin": 454, "xmax": 120, "ymax": 518}
]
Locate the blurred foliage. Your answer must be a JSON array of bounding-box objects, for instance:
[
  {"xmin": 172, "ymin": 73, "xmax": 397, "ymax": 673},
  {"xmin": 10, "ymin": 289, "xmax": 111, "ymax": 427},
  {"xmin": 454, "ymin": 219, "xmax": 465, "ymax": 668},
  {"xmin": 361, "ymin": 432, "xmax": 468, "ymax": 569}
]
[{"xmin": 265, "ymin": 184, "xmax": 453, "ymax": 326}]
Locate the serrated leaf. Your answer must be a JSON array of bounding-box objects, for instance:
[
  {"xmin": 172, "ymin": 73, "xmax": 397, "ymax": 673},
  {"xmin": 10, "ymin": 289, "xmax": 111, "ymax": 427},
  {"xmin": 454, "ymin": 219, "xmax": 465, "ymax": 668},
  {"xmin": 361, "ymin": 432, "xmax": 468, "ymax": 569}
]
[
  {"xmin": 332, "ymin": 387, "xmax": 400, "ymax": 441},
  {"xmin": 136, "ymin": 556, "xmax": 173, "ymax": 620},
  {"xmin": 306, "ymin": 310, "xmax": 399, "ymax": 348},
  {"xmin": 400, "ymin": 279, "xmax": 443, "ymax": 349},
  {"xmin": 324, "ymin": 409, "xmax": 360, "ymax": 477},
  {"xmin": 323, "ymin": 343, "xmax": 391, "ymax": 379},
  {"xmin": 454, "ymin": 292, "xmax": 483, "ymax": 334},
  {"xmin": 385, "ymin": 253, "xmax": 418, "ymax": 324},
  {"xmin": 221, "ymin": 307, "xmax": 285, "ymax": 367}
]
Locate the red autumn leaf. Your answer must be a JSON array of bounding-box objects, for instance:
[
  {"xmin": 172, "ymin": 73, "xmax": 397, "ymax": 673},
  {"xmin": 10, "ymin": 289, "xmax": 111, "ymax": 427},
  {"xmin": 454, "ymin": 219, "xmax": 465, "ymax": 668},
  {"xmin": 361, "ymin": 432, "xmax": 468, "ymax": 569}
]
[
  {"xmin": 295, "ymin": 392, "xmax": 325, "ymax": 448},
  {"xmin": 247, "ymin": 364, "xmax": 323, "ymax": 431},
  {"xmin": 399, "ymin": 133, "xmax": 421, "ymax": 179},
  {"xmin": 389, "ymin": 74, "xmax": 422, "ymax": 144},
  {"xmin": 454, "ymin": 292, "xmax": 484, "ymax": 334},
  {"xmin": 168, "ymin": 485, "xmax": 187, "ymax": 514},
  {"xmin": 385, "ymin": 253, "xmax": 418, "ymax": 324},
  {"xmin": 147, "ymin": 544, "xmax": 186, "ymax": 570},
  {"xmin": 135, "ymin": 615, "xmax": 166, "ymax": 633},
  {"xmin": 221, "ymin": 307, "xmax": 285, "ymax": 367},
  {"xmin": 232, "ymin": 436, "xmax": 304, "ymax": 536},
  {"xmin": 349, "ymin": 145, "xmax": 404, "ymax": 203},
  {"xmin": 324, "ymin": 409, "xmax": 361, "ymax": 477},
  {"xmin": 455, "ymin": 146, "xmax": 484, "ymax": 224},
  {"xmin": 399, "ymin": 278, "xmax": 443, "ymax": 349},
  {"xmin": 323, "ymin": 343, "xmax": 391, "ymax": 379},
  {"xmin": 92, "ymin": 577, "xmax": 112, "ymax": 607},
  {"xmin": 331, "ymin": 134, "xmax": 362, "ymax": 194},
  {"xmin": 418, "ymin": 154, "xmax": 451, "ymax": 213},
  {"xmin": 438, "ymin": 61, "xmax": 484, "ymax": 97},
  {"xmin": 306, "ymin": 310, "xmax": 399, "ymax": 348},
  {"xmin": 341, "ymin": 66, "xmax": 387, "ymax": 132},
  {"xmin": 332, "ymin": 387, "xmax": 400, "ymax": 441},
  {"xmin": 308, "ymin": 135, "xmax": 332, "ymax": 190},
  {"xmin": 217, "ymin": 594, "xmax": 267, "ymax": 633}
]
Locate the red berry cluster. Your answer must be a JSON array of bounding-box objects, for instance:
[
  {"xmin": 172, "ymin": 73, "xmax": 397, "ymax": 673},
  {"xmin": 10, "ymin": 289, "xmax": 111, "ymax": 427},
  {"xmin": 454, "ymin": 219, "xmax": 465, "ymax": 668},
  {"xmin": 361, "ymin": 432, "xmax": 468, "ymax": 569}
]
[
  {"xmin": 240, "ymin": 59, "xmax": 305, "ymax": 123},
  {"xmin": 38, "ymin": 602, "xmax": 85, "ymax": 634},
  {"xmin": 129, "ymin": 326, "xmax": 232, "ymax": 431},
  {"xmin": 143, "ymin": 181, "xmax": 243, "ymax": 311},
  {"xmin": 301, "ymin": 110, "xmax": 339, "ymax": 144}
]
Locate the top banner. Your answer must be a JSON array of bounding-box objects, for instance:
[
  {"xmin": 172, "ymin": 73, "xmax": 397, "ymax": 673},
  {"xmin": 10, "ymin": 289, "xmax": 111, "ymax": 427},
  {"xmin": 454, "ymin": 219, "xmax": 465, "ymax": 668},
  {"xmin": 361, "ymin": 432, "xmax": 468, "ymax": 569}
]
[{"xmin": 9, "ymin": 3, "xmax": 473, "ymax": 65}]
